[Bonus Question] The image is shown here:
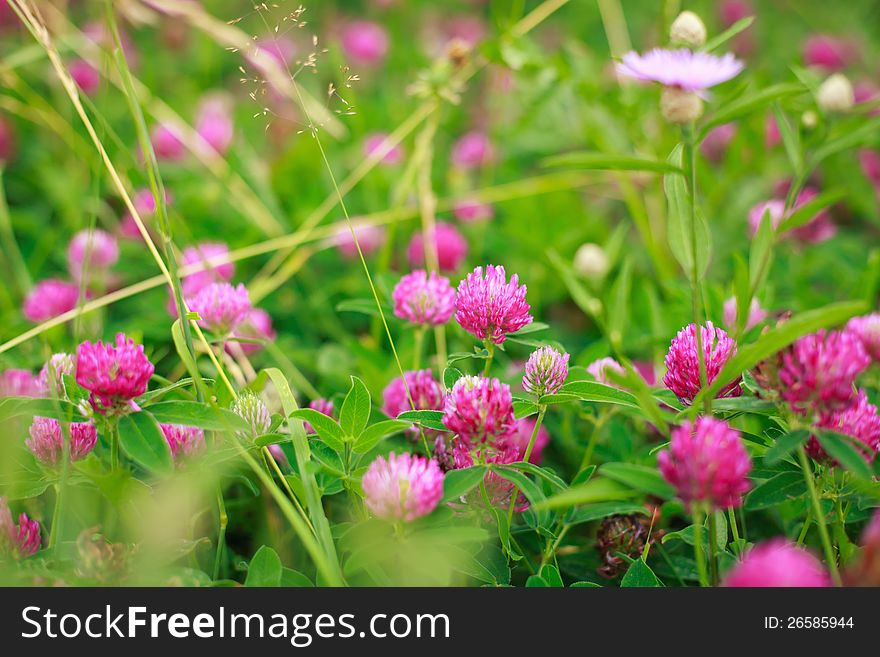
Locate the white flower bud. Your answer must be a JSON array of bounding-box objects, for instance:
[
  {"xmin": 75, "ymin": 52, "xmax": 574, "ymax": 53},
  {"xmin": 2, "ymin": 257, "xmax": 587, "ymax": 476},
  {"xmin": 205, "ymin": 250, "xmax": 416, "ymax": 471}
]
[
  {"xmin": 661, "ymin": 87, "xmax": 704, "ymax": 124},
  {"xmin": 801, "ymin": 110, "xmax": 819, "ymax": 130},
  {"xmin": 817, "ymin": 73, "xmax": 854, "ymax": 112},
  {"xmin": 573, "ymin": 243, "xmax": 610, "ymax": 279},
  {"xmin": 670, "ymin": 11, "xmax": 707, "ymax": 48}
]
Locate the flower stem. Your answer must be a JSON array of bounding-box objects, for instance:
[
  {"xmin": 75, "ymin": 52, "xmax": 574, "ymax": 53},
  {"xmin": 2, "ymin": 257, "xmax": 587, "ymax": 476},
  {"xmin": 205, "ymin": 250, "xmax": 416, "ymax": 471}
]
[
  {"xmin": 506, "ymin": 406, "xmax": 546, "ymax": 529},
  {"xmin": 213, "ymin": 490, "xmax": 227, "ymax": 581},
  {"xmin": 692, "ymin": 506, "xmax": 709, "ymax": 587},
  {"xmin": 797, "ymin": 446, "xmax": 841, "ymax": 586},
  {"xmin": 482, "ymin": 341, "xmax": 496, "ymax": 377},
  {"xmin": 727, "ymin": 507, "xmax": 741, "ymax": 556},
  {"xmin": 707, "ymin": 510, "xmax": 719, "ymax": 586},
  {"xmin": 109, "ymin": 421, "xmax": 120, "ymax": 472},
  {"xmin": 413, "ymin": 326, "xmax": 425, "ymax": 371}
]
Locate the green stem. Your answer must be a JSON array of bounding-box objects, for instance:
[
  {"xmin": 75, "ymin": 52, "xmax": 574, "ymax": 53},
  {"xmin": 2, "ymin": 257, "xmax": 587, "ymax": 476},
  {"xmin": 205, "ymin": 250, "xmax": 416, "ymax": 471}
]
[
  {"xmin": 541, "ymin": 523, "xmax": 570, "ymax": 568},
  {"xmin": 692, "ymin": 506, "xmax": 709, "ymax": 587},
  {"xmin": 797, "ymin": 446, "xmax": 841, "ymax": 586},
  {"xmin": 579, "ymin": 413, "xmax": 607, "ymax": 471},
  {"xmin": 213, "ymin": 490, "xmax": 227, "ymax": 581},
  {"xmin": 0, "ymin": 167, "xmax": 32, "ymax": 294},
  {"xmin": 109, "ymin": 421, "xmax": 120, "ymax": 472},
  {"xmin": 47, "ymin": 484, "xmax": 62, "ymax": 550},
  {"xmin": 796, "ymin": 507, "xmax": 813, "ymax": 547},
  {"xmin": 707, "ymin": 511, "xmax": 719, "ymax": 586},
  {"xmin": 505, "ymin": 406, "xmax": 546, "ymax": 529},
  {"xmin": 413, "ymin": 326, "xmax": 425, "ymax": 371},
  {"xmin": 727, "ymin": 507, "xmax": 741, "ymax": 556},
  {"xmin": 482, "ymin": 341, "xmax": 496, "ymax": 377}
]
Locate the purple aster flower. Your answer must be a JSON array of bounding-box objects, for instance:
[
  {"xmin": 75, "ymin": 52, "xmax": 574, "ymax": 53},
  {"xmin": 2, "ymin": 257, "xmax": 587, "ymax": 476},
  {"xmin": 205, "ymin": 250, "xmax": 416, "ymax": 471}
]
[
  {"xmin": 658, "ymin": 417, "xmax": 752, "ymax": 511},
  {"xmin": 160, "ymin": 424, "xmax": 206, "ymax": 460},
  {"xmin": 26, "ymin": 417, "xmax": 97, "ymax": 465},
  {"xmin": 406, "ymin": 222, "xmax": 469, "ymax": 272},
  {"xmin": 303, "ymin": 398, "xmax": 334, "ymax": 435},
  {"xmin": 808, "ymin": 389, "xmax": 880, "ymax": 465},
  {"xmin": 453, "ymin": 199, "xmax": 494, "ymax": 223},
  {"xmin": 0, "ymin": 369, "xmax": 44, "ymax": 398},
  {"xmin": 616, "ymin": 48, "xmax": 744, "ymax": 92},
  {"xmin": 341, "ymin": 20, "xmax": 389, "ymax": 65},
  {"xmin": 587, "ymin": 357, "xmax": 627, "ymax": 388},
  {"xmin": 847, "ymin": 313, "xmax": 880, "ymax": 361},
  {"xmin": 392, "ymin": 270, "xmax": 456, "ymax": 326},
  {"xmin": 188, "ymin": 282, "xmax": 252, "ymax": 335},
  {"xmin": 75, "ymin": 333, "xmax": 155, "ymax": 414},
  {"xmin": 723, "ymin": 297, "xmax": 768, "ymax": 332},
  {"xmin": 523, "ymin": 347, "xmax": 570, "ymax": 396},
  {"xmin": 362, "ymin": 453, "xmax": 444, "ymax": 522},
  {"xmin": 228, "ymin": 308, "xmax": 276, "ymax": 356},
  {"xmin": 778, "ymin": 329, "xmax": 869, "ymax": 416},
  {"xmin": 232, "ymin": 392, "xmax": 271, "ymax": 439},
  {"xmin": 454, "ymin": 265, "xmax": 533, "ymax": 344},
  {"xmin": 724, "ymin": 540, "xmax": 831, "ymax": 587},
  {"xmin": 451, "ymin": 131, "xmax": 494, "ymax": 169},
  {"xmin": 68, "ymin": 228, "xmax": 119, "ymax": 280},
  {"xmin": 23, "ymin": 279, "xmax": 80, "ymax": 323},
  {"xmin": 363, "ymin": 132, "xmax": 403, "ymax": 166},
  {"xmin": 663, "ymin": 322, "xmax": 742, "ymax": 404},
  {"xmin": 442, "ymin": 375, "xmax": 516, "ymax": 450}
]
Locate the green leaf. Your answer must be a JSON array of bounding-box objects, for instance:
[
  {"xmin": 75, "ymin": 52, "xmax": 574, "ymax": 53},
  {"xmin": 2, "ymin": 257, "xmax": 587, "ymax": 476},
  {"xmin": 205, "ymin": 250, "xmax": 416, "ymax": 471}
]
[
  {"xmin": 745, "ymin": 472, "xmax": 807, "ymax": 510},
  {"xmin": 816, "ymin": 431, "xmax": 874, "ymax": 480},
  {"xmin": 504, "ymin": 461, "xmax": 568, "ymax": 490},
  {"xmin": 525, "ymin": 574, "xmax": 550, "ymax": 587},
  {"xmin": 665, "ymin": 144, "xmax": 709, "ymax": 281},
  {"xmin": 352, "ymin": 419, "xmax": 412, "ymax": 453},
  {"xmin": 509, "ymin": 322, "xmax": 550, "ymax": 336},
  {"xmin": 568, "ymin": 501, "xmax": 649, "ymax": 525},
  {"xmin": 245, "ymin": 545, "xmax": 282, "ymax": 587},
  {"xmin": 289, "ymin": 409, "xmax": 346, "ymax": 452},
  {"xmin": 513, "ymin": 399, "xmax": 539, "ymax": 419},
  {"xmin": 118, "ymin": 412, "xmax": 173, "ymax": 475},
  {"xmin": 620, "ymin": 557, "xmax": 662, "ymax": 587},
  {"xmin": 335, "ymin": 298, "xmax": 393, "ymax": 318},
  {"xmin": 555, "ymin": 380, "xmax": 640, "ymax": 409},
  {"xmin": 442, "ymin": 366, "xmax": 463, "ymax": 391},
  {"xmin": 778, "ymin": 189, "xmax": 845, "ymax": 237},
  {"xmin": 440, "ymin": 466, "xmax": 487, "ymax": 503},
  {"xmin": 145, "ymin": 401, "xmax": 250, "ymax": 433},
  {"xmin": 396, "ymin": 409, "xmax": 447, "ymax": 432},
  {"xmin": 764, "ymin": 430, "xmax": 809, "ymax": 466},
  {"xmin": 693, "ymin": 301, "xmax": 867, "ymax": 405},
  {"xmin": 600, "ymin": 462, "xmax": 676, "ymax": 498},
  {"xmin": 170, "ymin": 319, "xmax": 206, "ymax": 397},
  {"xmin": 339, "ymin": 376, "xmax": 371, "ymax": 439},
  {"xmin": 543, "ymin": 151, "xmax": 684, "ymax": 174},
  {"xmin": 702, "ymin": 83, "xmax": 804, "ymax": 134},
  {"xmin": 0, "ymin": 397, "xmax": 87, "ymax": 423},
  {"xmin": 607, "ymin": 259, "xmax": 632, "ymax": 351},
  {"xmin": 539, "ymin": 564, "xmax": 564, "ymax": 587},
  {"xmin": 772, "ymin": 103, "xmax": 803, "ymax": 175},
  {"xmin": 750, "ymin": 206, "xmax": 775, "ymax": 293},
  {"xmin": 280, "ymin": 567, "xmax": 314, "ymax": 587},
  {"xmin": 534, "ymin": 478, "xmax": 634, "ymax": 511},
  {"xmin": 570, "ymin": 581, "xmax": 602, "ymax": 587},
  {"xmin": 701, "ymin": 15, "xmax": 755, "ymax": 53}
]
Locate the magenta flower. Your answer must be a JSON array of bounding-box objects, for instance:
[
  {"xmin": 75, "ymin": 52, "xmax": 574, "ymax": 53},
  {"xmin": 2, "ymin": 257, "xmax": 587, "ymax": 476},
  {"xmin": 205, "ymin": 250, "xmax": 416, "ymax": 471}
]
[
  {"xmin": 75, "ymin": 333, "xmax": 155, "ymax": 414},
  {"xmin": 0, "ymin": 498, "xmax": 40, "ymax": 559},
  {"xmin": 748, "ymin": 188, "xmax": 836, "ymax": 243},
  {"xmin": 23, "ymin": 279, "xmax": 80, "ymax": 323},
  {"xmin": 232, "ymin": 392, "xmax": 271, "ymax": 439},
  {"xmin": 160, "ymin": 424, "xmax": 206, "ymax": 460},
  {"xmin": 362, "ymin": 453, "xmax": 444, "ymax": 522},
  {"xmin": 803, "ymin": 34, "xmax": 856, "ymax": 72},
  {"xmin": 658, "ymin": 417, "xmax": 752, "ymax": 510},
  {"xmin": 723, "ymin": 296, "xmax": 768, "ymax": 332},
  {"xmin": 392, "ymin": 270, "xmax": 456, "ymax": 326},
  {"xmin": 617, "ymin": 49, "xmax": 744, "ymax": 92},
  {"xmin": 228, "ymin": 308, "xmax": 276, "ymax": 356},
  {"xmin": 196, "ymin": 96, "xmax": 234, "ymax": 155},
  {"xmin": 452, "ymin": 441, "xmax": 527, "ymax": 510},
  {"xmin": 507, "ymin": 417, "xmax": 551, "ymax": 464},
  {"xmin": 26, "ymin": 417, "xmax": 97, "ymax": 465},
  {"xmin": 847, "ymin": 313, "xmax": 880, "ymax": 361},
  {"xmin": 181, "ymin": 242, "xmax": 234, "ymax": 293},
  {"xmin": 523, "ymin": 347, "xmax": 570, "ymax": 397},
  {"xmin": 663, "ymin": 322, "xmax": 741, "ymax": 404},
  {"xmin": 0, "ymin": 369, "xmax": 44, "ymax": 398},
  {"xmin": 382, "ymin": 369, "xmax": 445, "ymax": 422},
  {"xmin": 778, "ymin": 329, "xmax": 869, "ymax": 416},
  {"xmin": 363, "ymin": 133, "xmax": 403, "ymax": 166},
  {"xmin": 748, "ymin": 199, "xmax": 786, "ymax": 235},
  {"xmin": 341, "ymin": 20, "xmax": 389, "ymax": 65},
  {"xmin": 451, "ymin": 131, "xmax": 494, "ymax": 169},
  {"xmin": 0, "ymin": 116, "xmax": 15, "ymax": 163},
  {"xmin": 454, "ymin": 265, "xmax": 532, "ymax": 344},
  {"xmin": 188, "ymin": 282, "xmax": 252, "ymax": 334},
  {"xmin": 724, "ymin": 540, "xmax": 831, "ymax": 587},
  {"xmin": 303, "ymin": 398, "xmax": 334, "ymax": 435},
  {"xmin": 406, "ymin": 222, "xmax": 468, "ymax": 272},
  {"xmin": 150, "ymin": 123, "xmax": 186, "ymax": 161},
  {"xmin": 120, "ymin": 188, "xmax": 172, "ymax": 240},
  {"xmin": 587, "ymin": 357, "xmax": 626, "ymax": 387},
  {"xmin": 808, "ymin": 390, "xmax": 880, "ymax": 465},
  {"xmin": 334, "ymin": 223, "xmax": 385, "ymax": 259},
  {"xmin": 443, "ymin": 375, "xmax": 516, "ymax": 449},
  {"xmin": 453, "ymin": 199, "xmax": 494, "ymax": 223},
  {"xmin": 70, "ymin": 59, "xmax": 100, "ymax": 96},
  {"xmin": 68, "ymin": 228, "xmax": 119, "ymax": 280},
  {"xmin": 700, "ymin": 123, "xmax": 737, "ymax": 163},
  {"xmin": 861, "ymin": 150, "xmax": 880, "ymax": 190},
  {"xmin": 765, "ymin": 114, "xmax": 782, "ymax": 148}
]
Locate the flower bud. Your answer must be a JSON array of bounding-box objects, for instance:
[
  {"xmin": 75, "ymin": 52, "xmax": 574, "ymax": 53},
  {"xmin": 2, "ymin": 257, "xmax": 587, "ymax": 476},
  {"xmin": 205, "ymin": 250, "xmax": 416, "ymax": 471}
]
[
  {"xmin": 817, "ymin": 73, "xmax": 854, "ymax": 112},
  {"xmin": 670, "ymin": 11, "xmax": 707, "ymax": 48},
  {"xmin": 661, "ymin": 87, "xmax": 704, "ymax": 124}
]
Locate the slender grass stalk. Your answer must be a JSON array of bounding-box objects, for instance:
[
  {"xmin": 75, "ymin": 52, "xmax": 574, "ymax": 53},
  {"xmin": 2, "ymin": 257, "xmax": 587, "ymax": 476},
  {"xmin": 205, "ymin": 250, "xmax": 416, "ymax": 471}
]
[
  {"xmin": 212, "ymin": 491, "xmax": 227, "ymax": 580},
  {"xmin": 797, "ymin": 446, "xmax": 841, "ymax": 586}
]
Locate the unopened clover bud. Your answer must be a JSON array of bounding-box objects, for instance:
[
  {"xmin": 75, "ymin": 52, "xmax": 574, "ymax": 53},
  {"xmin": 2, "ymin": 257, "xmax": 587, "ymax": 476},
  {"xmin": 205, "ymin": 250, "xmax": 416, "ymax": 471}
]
[
  {"xmin": 661, "ymin": 87, "xmax": 704, "ymax": 124},
  {"xmin": 670, "ymin": 11, "xmax": 707, "ymax": 48},
  {"xmin": 801, "ymin": 110, "xmax": 819, "ymax": 130},
  {"xmin": 573, "ymin": 243, "xmax": 610, "ymax": 279},
  {"xmin": 817, "ymin": 73, "xmax": 854, "ymax": 112}
]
